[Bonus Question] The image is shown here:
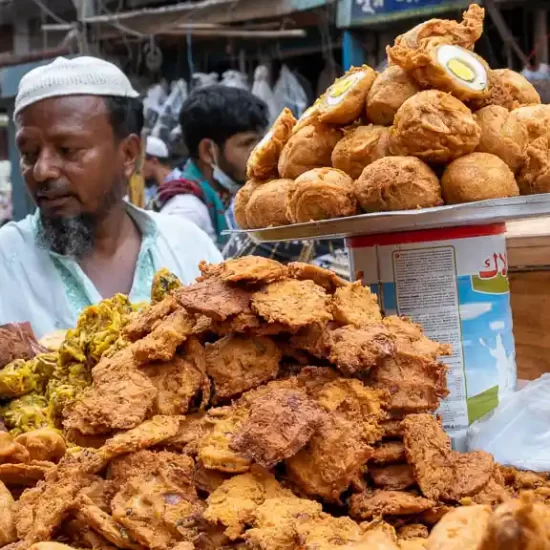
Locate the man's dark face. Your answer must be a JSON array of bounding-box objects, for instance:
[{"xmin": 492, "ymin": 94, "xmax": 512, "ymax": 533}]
[
  {"xmin": 16, "ymin": 96, "xmax": 137, "ymax": 256},
  {"xmin": 218, "ymin": 130, "xmax": 262, "ymax": 185}
]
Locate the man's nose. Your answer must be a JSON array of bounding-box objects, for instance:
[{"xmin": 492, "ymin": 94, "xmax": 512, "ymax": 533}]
[{"xmin": 33, "ymin": 148, "xmax": 61, "ymax": 182}]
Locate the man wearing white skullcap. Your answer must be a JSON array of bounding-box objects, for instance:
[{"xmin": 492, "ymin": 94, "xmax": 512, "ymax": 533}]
[
  {"xmin": 0, "ymin": 56, "xmax": 221, "ymax": 337},
  {"xmin": 142, "ymin": 136, "xmax": 171, "ymax": 205}
]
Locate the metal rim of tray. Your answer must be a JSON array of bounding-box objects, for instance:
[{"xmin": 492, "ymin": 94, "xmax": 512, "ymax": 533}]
[{"xmin": 226, "ymin": 195, "xmax": 550, "ymax": 243}]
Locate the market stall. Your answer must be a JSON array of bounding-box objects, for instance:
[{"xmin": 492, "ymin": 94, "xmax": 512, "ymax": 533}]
[{"xmin": 1, "ymin": 4, "xmax": 550, "ymax": 549}]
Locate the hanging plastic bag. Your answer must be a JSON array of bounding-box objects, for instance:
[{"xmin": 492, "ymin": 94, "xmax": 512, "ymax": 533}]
[
  {"xmin": 221, "ymin": 70, "xmax": 249, "ymax": 90},
  {"xmin": 143, "ymin": 82, "xmax": 169, "ymax": 129},
  {"xmin": 192, "ymin": 73, "xmax": 219, "ymax": 89},
  {"xmin": 467, "ymin": 374, "xmax": 550, "ymax": 471},
  {"xmin": 273, "ymin": 65, "xmax": 308, "ymax": 119},
  {"xmin": 151, "ymin": 79, "xmax": 188, "ymax": 142},
  {"xmin": 252, "ymin": 65, "xmax": 277, "ymax": 123}
]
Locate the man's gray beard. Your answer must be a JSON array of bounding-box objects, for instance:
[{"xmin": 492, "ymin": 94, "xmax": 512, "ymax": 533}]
[{"xmin": 37, "ymin": 214, "xmax": 95, "ymax": 258}]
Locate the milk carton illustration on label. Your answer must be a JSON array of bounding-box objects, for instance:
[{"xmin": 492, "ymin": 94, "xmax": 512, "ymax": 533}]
[{"xmin": 347, "ymin": 224, "xmax": 517, "ymax": 446}]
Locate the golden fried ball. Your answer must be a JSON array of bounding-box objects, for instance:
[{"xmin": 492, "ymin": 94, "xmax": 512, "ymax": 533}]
[
  {"xmin": 354, "ymin": 156, "xmax": 442, "ymax": 212},
  {"xmin": 287, "ymin": 168, "xmax": 358, "ymax": 223},
  {"xmin": 509, "ymin": 104, "xmax": 550, "ymax": 143},
  {"xmin": 410, "ymin": 44, "xmax": 490, "ymax": 102},
  {"xmin": 475, "ymin": 105, "xmax": 526, "ymax": 172},
  {"xmin": 518, "ymin": 136, "xmax": 550, "ymax": 195},
  {"xmin": 234, "ymin": 180, "xmax": 261, "ymax": 229},
  {"xmin": 390, "ymin": 90, "xmax": 481, "ymax": 164},
  {"xmin": 245, "ymin": 179, "xmax": 294, "ymax": 229},
  {"xmin": 441, "ymin": 152, "xmax": 519, "ymax": 204},
  {"xmin": 293, "ymin": 99, "xmax": 321, "ymax": 135},
  {"xmin": 387, "ymin": 5, "xmax": 485, "ymax": 70},
  {"xmin": 366, "ymin": 66, "xmax": 419, "ymax": 126},
  {"xmin": 246, "ymin": 108, "xmax": 296, "ymax": 180},
  {"xmin": 470, "ymin": 69, "xmax": 541, "ymax": 111},
  {"xmin": 318, "ymin": 65, "xmax": 377, "ymax": 125},
  {"xmin": 331, "ymin": 125, "xmax": 391, "ymax": 180},
  {"xmin": 278, "ymin": 123, "xmax": 342, "ymax": 180}
]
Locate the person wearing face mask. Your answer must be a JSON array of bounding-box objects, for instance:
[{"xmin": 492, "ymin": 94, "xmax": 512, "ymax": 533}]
[{"xmin": 155, "ymin": 86, "xmax": 268, "ymax": 249}]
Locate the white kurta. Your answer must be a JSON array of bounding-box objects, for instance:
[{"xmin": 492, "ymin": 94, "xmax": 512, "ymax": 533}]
[{"xmin": 0, "ymin": 204, "xmax": 222, "ymax": 338}]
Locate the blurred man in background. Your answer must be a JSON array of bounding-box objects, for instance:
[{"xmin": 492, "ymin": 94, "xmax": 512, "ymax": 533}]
[
  {"xmin": 142, "ymin": 135, "xmax": 171, "ymax": 205},
  {"xmin": 153, "ymin": 85, "xmax": 268, "ymax": 249}
]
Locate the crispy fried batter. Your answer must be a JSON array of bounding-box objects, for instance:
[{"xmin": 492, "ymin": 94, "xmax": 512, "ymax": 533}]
[
  {"xmin": 370, "ymin": 442, "xmax": 406, "ymax": 465},
  {"xmin": 13, "ymin": 450, "xmax": 104, "ymax": 543},
  {"xmin": 219, "ymin": 257, "xmax": 288, "ymax": 285},
  {"xmin": 370, "ymin": 464, "xmax": 416, "ymax": 490},
  {"xmin": 349, "ymin": 490, "xmax": 436, "ymax": 520},
  {"xmin": 165, "ymin": 413, "xmax": 211, "ymax": 456},
  {"xmin": 315, "ymin": 378, "xmax": 386, "ymax": 444},
  {"xmin": 381, "ymin": 420, "xmax": 403, "ymax": 439},
  {"xmin": 107, "ymin": 450, "xmax": 195, "ymax": 490},
  {"xmin": 63, "ymin": 356, "xmax": 157, "ymax": 436},
  {"xmin": 332, "ymin": 282, "xmax": 382, "ymax": 327},
  {"xmin": 289, "ymin": 323, "xmax": 330, "ymax": 359},
  {"xmin": 252, "ymin": 279, "xmax": 332, "ymax": 329},
  {"xmin": 287, "ymin": 262, "xmax": 349, "ymax": 293},
  {"xmin": 245, "ymin": 495, "xmax": 323, "ymax": 550},
  {"xmin": 110, "ymin": 474, "xmax": 201, "ymax": 550},
  {"xmin": 175, "ymin": 281, "xmax": 252, "ymax": 322},
  {"xmin": 231, "ymin": 389, "xmax": 323, "ymax": 468},
  {"xmin": 197, "ymin": 407, "xmax": 252, "ymax": 474},
  {"xmin": 402, "ymin": 414, "xmax": 495, "ymax": 502},
  {"xmin": 398, "ymin": 525, "xmax": 428, "ymax": 540},
  {"xmin": 15, "ymin": 429, "xmax": 66, "ymax": 463},
  {"xmin": 383, "ymin": 317, "xmax": 451, "ymax": 359},
  {"xmin": 426, "ymin": 504, "xmax": 491, "ymax": 550},
  {"xmin": 132, "ymin": 309, "xmax": 198, "ymax": 364},
  {"xmin": 0, "ymin": 461, "xmax": 54, "ymax": 486},
  {"xmin": 326, "ymin": 325, "xmax": 395, "ymax": 376},
  {"xmin": 203, "ymin": 466, "xmax": 291, "ymax": 540},
  {"xmin": 123, "ymin": 297, "xmax": 179, "ymax": 342},
  {"xmin": 141, "ymin": 342, "xmax": 209, "ymax": 416},
  {"xmin": 76, "ymin": 495, "xmax": 145, "ymax": 550},
  {"xmin": 370, "ymin": 351, "xmax": 448, "ymax": 415},
  {"xmin": 286, "ymin": 414, "xmax": 373, "ymax": 503},
  {"xmin": 206, "ymin": 335, "xmax": 281, "ymax": 401}
]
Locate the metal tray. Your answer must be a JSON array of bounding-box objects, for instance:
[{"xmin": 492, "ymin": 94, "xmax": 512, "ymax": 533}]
[{"xmin": 226, "ymin": 195, "xmax": 550, "ymax": 243}]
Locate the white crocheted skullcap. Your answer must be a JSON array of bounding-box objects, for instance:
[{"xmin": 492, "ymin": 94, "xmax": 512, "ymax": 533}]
[
  {"xmin": 14, "ymin": 56, "xmax": 140, "ymax": 117},
  {"xmin": 146, "ymin": 136, "xmax": 169, "ymax": 159}
]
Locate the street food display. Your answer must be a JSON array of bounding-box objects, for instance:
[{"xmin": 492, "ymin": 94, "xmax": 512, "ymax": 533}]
[
  {"xmin": 241, "ymin": 4, "xmax": 544, "ymax": 230},
  {"xmin": 1, "ymin": 257, "xmax": 550, "ymax": 549}
]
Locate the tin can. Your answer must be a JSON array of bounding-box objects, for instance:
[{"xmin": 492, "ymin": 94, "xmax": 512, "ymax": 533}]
[{"xmin": 347, "ymin": 224, "xmax": 516, "ymax": 449}]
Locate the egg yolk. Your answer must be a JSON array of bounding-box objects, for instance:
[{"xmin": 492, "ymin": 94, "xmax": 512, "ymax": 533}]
[
  {"xmin": 447, "ymin": 58, "xmax": 476, "ymax": 83},
  {"xmin": 329, "ymin": 75, "xmax": 356, "ymax": 98}
]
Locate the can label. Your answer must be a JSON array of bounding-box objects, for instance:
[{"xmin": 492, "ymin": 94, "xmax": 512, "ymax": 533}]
[{"xmin": 347, "ymin": 224, "xmax": 516, "ymax": 443}]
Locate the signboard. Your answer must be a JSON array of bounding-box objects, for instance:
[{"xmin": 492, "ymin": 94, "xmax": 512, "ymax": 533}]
[{"xmin": 343, "ymin": 0, "xmax": 469, "ymax": 27}]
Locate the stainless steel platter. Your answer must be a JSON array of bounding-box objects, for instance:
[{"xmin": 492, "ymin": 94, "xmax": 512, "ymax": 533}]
[{"xmin": 226, "ymin": 195, "xmax": 550, "ymax": 243}]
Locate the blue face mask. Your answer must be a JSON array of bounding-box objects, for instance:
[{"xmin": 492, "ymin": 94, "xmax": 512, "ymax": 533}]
[{"xmin": 211, "ymin": 146, "xmax": 241, "ymax": 195}]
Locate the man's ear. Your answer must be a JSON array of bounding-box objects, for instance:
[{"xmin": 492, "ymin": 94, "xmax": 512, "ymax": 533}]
[
  {"xmin": 121, "ymin": 134, "xmax": 143, "ymax": 179},
  {"xmin": 198, "ymin": 138, "xmax": 215, "ymax": 165}
]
